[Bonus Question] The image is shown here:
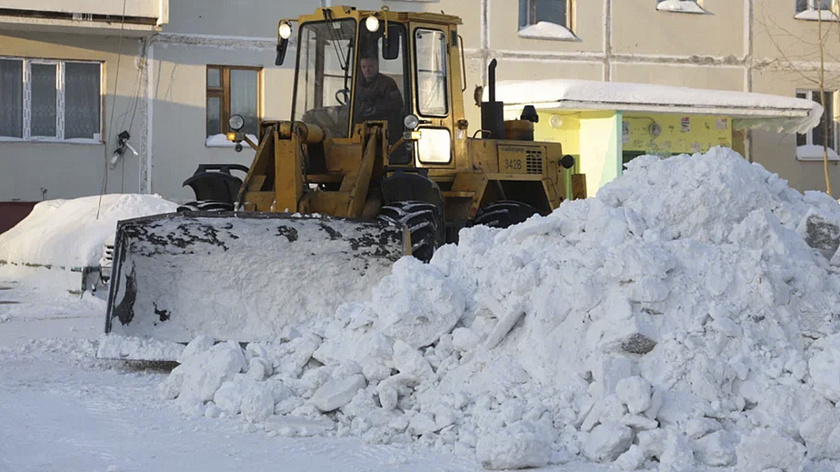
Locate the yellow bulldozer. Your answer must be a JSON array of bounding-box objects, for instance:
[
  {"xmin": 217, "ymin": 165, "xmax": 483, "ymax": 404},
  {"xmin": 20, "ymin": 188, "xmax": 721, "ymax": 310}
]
[{"xmin": 101, "ymin": 5, "xmax": 585, "ymax": 360}]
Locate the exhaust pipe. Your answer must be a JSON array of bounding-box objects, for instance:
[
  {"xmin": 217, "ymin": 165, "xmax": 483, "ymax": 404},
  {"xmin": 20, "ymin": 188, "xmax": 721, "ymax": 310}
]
[{"xmin": 480, "ymin": 59, "xmax": 505, "ymax": 140}]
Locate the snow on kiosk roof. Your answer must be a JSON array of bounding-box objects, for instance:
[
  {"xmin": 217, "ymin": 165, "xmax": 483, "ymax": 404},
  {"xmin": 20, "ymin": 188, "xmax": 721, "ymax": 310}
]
[{"xmin": 495, "ymin": 79, "xmax": 823, "ymax": 134}]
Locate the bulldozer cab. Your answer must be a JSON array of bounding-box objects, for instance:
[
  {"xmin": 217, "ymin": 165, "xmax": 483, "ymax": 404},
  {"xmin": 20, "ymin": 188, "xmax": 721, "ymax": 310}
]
[{"xmin": 280, "ymin": 7, "xmax": 464, "ymax": 167}]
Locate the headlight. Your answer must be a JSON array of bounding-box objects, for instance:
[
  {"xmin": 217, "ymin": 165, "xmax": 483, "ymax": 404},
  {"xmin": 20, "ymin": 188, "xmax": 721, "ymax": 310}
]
[
  {"xmin": 403, "ymin": 114, "xmax": 420, "ymax": 130},
  {"xmin": 229, "ymin": 114, "xmax": 245, "ymax": 132},
  {"xmin": 365, "ymin": 15, "xmax": 380, "ymax": 33},
  {"xmin": 278, "ymin": 22, "xmax": 292, "ymax": 39}
]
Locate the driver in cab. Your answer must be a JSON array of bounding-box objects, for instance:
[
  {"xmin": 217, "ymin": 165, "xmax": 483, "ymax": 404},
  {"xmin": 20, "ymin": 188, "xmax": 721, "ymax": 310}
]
[{"xmin": 354, "ymin": 56, "xmax": 403, "ymax": 127}]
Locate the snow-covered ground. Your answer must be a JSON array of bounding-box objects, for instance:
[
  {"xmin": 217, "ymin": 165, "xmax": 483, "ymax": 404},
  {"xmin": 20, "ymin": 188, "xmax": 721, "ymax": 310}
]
[
  {"xmin": 0, "ymin": 267, "xmax": 488, "ymax": 472},
  {"xmin": 4, "ymin": 147, "xmax": 840, "ymax": 471}
]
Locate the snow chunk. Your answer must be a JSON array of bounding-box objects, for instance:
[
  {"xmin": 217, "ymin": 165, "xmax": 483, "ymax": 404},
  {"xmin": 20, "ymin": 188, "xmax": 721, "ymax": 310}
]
[
  {"xmin": 476, "ymin": 422, "xmax": 551, "ymax": 470},
  {"xmin": 310, "ymin": 374, "xmax": 367, "ymax": 412},
  {"xmin": 178, "ymin": 335, "xmax": 216, "ymax": 364},
  {"xmin": 371, "ymin": 258, "xmax": 465, "ymax": 348},
  {"xmin": 170, "ymin": 341, "xmax": 247, "ymax": 402},
  {"xmin": 583, "ymin": 422, "xmax": 633, "ymax": 462},
  {"xmin": 735, "ymin": 429, "xmax": 805, "ymax": 472},
  {"xmin": 693, "ymin": 430, "xmax": 737, "ymax": 467},
  {"xmin": 615, "ymin": 376, "xmax": 652, "ymax": 415},
  {"xmin": 808, "ymin": 333, "xmax": 840, "ymax": 402},
  {"xmin": 796, "ymin": 211, "xmax": 840, "ymax": 259},
  {"xmin": 799, "ymin": 409, "xmax": 840, "ymax": 461}
]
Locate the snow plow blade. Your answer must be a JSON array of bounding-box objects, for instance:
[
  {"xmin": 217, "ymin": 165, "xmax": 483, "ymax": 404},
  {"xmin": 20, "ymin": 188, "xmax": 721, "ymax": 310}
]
[{"xmin": 100, "ymin": 211, "xmax": 407, "ymax": 361}]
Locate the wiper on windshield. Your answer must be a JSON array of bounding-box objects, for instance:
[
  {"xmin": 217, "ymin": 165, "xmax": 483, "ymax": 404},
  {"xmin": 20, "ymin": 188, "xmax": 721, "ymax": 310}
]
[{"xmin": 323, "ymin": 9, "xmax": 351, "ymax": 72}]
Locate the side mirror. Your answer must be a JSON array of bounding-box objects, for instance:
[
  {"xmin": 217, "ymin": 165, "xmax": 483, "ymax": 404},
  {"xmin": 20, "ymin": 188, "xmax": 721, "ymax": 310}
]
[
  {"xmin": 382, "ymin": 25, "xmax": 401, "ymax": 60},
  {"xmin": 275, "ymin": 38, "xmax": 288, "ymax": 66}
]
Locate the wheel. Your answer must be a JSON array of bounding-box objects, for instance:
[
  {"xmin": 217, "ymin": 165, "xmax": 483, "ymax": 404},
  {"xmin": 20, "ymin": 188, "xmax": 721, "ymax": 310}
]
[
  {"xmin": 473, "ymin": 200, "xmax": 539, "ymax": 229},
  {"xmin": 176, "ymin": 200, "xmax": 235, "ymax": 213},
  {"xmin": 378, "ymin": 201, "xmax": 443, "ymax": 263}
]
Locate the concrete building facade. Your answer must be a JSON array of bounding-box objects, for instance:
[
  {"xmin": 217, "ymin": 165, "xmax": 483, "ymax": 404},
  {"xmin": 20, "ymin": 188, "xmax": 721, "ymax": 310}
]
[{"xmin": 0, "ymin": 0, "xmax": 838, "ymax": 207}]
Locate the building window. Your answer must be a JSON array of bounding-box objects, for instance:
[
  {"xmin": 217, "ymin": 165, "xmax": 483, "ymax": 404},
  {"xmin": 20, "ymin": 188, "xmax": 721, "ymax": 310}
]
[
  {"xmin": 518, "ymin": 0, "xmax": 577, "ymax": 40},
  {"xmin": 796, "ymin": 90, "xmax": 839, "ymax": 160},
  {"xmin": 656, "ymin": 0, "xmax": 706, "ymax": 14},
  {"xmin": 797, "ymin": 0, "xmax": 834, "ymax": 12},
  {"xmin": 795, "ymin": 0, "xmax": 839, "ymax": 19},
  {"xmin": 206, "ymin": 66, "xmax": 260, "ymax": 142},
  {"xmin": 0, "ymin": 57, "xmax": 101, "ymax": 142}
]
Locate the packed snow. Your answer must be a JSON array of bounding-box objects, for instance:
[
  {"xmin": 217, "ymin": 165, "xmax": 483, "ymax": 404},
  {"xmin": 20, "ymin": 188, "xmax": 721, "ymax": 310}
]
[
  {"xmin": 6, "ymin": 146, "xmax": 840, "ymax": 471},
  {"xmin": 147, "ymin": 147, "xmax": 840, "ymax": 470}
]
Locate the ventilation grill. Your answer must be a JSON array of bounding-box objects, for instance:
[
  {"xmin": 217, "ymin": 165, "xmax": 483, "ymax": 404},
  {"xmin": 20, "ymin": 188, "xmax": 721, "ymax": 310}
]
[{"xmin": 526, "ymin": 150, "xmax": 543, "ymax": 174}]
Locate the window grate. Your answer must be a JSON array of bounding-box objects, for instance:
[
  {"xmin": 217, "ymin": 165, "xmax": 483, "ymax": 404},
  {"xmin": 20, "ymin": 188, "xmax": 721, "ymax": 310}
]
[{"xmin": 526, "ymin": 149, "xmax": 543, "ymax": 174}]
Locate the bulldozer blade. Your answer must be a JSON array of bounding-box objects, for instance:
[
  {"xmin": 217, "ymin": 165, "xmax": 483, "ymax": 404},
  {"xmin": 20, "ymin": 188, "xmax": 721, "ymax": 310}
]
[{"xmin": 101, "ymin": 211, "xmax": 407, "ymax": 360}]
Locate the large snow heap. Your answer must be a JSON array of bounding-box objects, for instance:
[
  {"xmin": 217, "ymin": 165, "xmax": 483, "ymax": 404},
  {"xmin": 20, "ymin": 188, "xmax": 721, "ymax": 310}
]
[
  {"xmin": 0, "ymin": 194, "xmax": 178, "ymax": 268},
  {"xmin": 161, "ymin": 147, "xmax": 840, "ymax": 471}
]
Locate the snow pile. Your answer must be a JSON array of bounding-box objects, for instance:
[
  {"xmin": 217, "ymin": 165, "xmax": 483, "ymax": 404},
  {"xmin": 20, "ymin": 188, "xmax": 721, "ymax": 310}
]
[
  {"xmin": 656, "ymin": 0, "xmax": 706, "ymax": 14},
  {"xmin": 0, "ymin": 194, "xmax": 178, "ymax": 268},
  {"xmin": 161, "ymin": 147, "xmax": 840, "ymax": 470},
  {"xmin": 518, "ymin": 21, "xmax": 578, "ymax": 41}
]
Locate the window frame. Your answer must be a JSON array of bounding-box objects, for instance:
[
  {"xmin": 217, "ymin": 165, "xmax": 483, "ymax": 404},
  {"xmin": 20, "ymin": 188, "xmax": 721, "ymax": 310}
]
[
  {"xmin": 0, "ymin": 56, "xmax": 103, "ymax": 144},
  {"xmin": 205, "ymin": 65, "xmax": 262, "ymax": 143},
  {"xmin": 412, "ymin": 27, "xmax": 450, "ymax": 119},
  {"xmin": 795, "ymin": 89, "xmax": 840, "ymax": 160},
  {"xmin": 519, "ymin": 0, "xmax": 574, "ymax": 31}
]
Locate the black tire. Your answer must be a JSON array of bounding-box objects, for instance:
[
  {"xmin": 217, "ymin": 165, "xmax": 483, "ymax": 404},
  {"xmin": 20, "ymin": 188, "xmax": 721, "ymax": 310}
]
[
  {"xmin": 177, "ymin": 200, "xmax": 235, "ymax": 213},
  {"xmin": 378, "ymin": 201, "xmax": 443, "ymax": 263},
  {"xmin": 473, "ymin": 200, "xmax": 539, "ymax": 229}
]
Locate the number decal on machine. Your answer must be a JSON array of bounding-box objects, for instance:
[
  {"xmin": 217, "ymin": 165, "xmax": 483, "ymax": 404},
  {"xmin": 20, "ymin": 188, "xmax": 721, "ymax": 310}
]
[{"xmin": 503, "ymin": 159, "xmax": 523, "ymax": 171}]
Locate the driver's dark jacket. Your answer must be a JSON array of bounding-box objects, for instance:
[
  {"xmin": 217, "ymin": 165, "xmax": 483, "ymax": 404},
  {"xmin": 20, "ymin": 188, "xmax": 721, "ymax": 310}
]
[{"xmin": 355, "ymin": 73, "xmax": 402, "ymax": 120}]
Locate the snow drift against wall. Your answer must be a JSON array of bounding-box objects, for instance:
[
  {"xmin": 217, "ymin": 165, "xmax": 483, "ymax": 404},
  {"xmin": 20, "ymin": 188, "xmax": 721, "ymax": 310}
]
[
  {"xmin": 159, "ymin": 147, "xmax": 840, "ymax": 470},
  {"xmin": 0, "ymin": 194, "xmax": 177, "ymax": 268}
]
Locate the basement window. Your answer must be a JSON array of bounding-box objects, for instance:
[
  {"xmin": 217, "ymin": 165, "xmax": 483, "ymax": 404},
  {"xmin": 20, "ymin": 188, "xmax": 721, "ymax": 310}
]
[
  {"xmin": 796, "ymin": 90, "xmax": 840, "ymax": 160},
  {"xmin": 795, "ymin": 0, "xmax": 839, "ymax": 20},
  {"xmin": 0, "ymin": 57, "xmax": 102, "ymax": 142},
  {"xmin": 656, "ymin": 0, "xmax": 707, "ymax": 14},
  {"xmin": 206, "ymin": 65, "xmax": 261, "ymax": 147},
  {"xmin": 518, "ymin": 0, "xmax": 578, "ymax": 41}
]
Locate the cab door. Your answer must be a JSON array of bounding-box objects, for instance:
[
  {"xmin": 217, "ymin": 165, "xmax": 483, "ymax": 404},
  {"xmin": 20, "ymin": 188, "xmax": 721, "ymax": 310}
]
[{"xmin": 411, "ymin": 25, "xmax": 456, "ymax": 168}]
